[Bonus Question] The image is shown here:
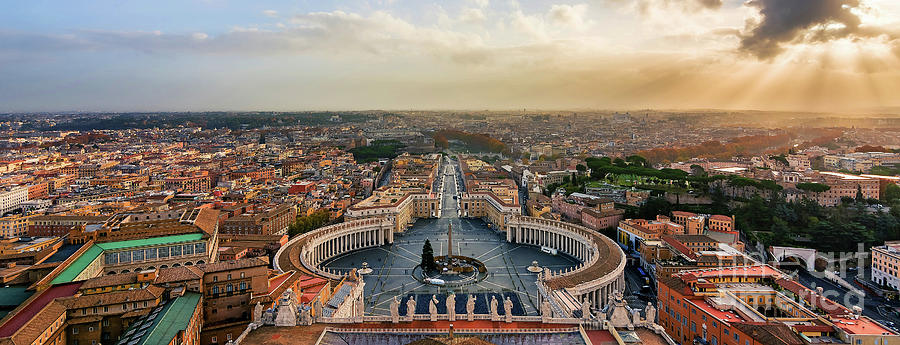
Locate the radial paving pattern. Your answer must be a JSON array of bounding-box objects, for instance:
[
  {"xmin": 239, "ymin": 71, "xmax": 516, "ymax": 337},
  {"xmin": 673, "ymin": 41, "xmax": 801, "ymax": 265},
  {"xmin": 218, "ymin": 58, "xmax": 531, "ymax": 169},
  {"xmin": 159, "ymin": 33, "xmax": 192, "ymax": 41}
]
[{"xmin": 320, "ymin": 157, "xmax": 579, "ymax": 316}]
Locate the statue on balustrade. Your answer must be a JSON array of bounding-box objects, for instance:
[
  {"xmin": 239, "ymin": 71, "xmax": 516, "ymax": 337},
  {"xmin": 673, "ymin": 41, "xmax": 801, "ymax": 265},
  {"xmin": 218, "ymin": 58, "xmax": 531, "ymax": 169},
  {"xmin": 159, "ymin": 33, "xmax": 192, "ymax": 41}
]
[
  {"xmin": 429, "ymin": 295, "xmax": 439, "ymax": 321},
  {"xmin": 466, "ymin": 295, "xmax": 476, "ymax": 321},
  {"xmin": 253, "ymin": 302, "xmax": 263, "ymax": 324},
  {"xmin": 581, "ymin": 298, "xmax": 591, "ymax": 320},
  {"xmin": 446, "ymin": 293, "xmax": 456, "ymax": 321},
  {"xmin": 390, "ymin": 296, "xmax": 400, "ymax": 323},
  {"xmin": 489, "ymin": 296, "xmax": 499, "ymax": 321},
  {"xmin": 540, "ymin": 300, "xmax": 552, "ymax": 321},
  {"xmin": 645, "ymin": 302, "xmax": 657, "ymax": 324},
  {"xmin": 406, "ymin": 296, "xmax": 417, "ymax": 322},
  {"xmin": 300, "ymin": 306, "xmax": 312, "ymax": 326},
  {"xmin": 503, "ymin": 297, "xmax": 513, "ymax": 323}
]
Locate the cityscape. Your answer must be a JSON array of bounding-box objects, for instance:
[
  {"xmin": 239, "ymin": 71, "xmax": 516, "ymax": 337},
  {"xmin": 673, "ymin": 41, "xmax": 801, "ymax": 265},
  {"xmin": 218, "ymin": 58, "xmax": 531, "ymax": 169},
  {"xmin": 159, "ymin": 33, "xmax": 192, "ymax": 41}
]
[{"xmin": 2, "ymin": 1, "xmax": 900, "ymax": 345}]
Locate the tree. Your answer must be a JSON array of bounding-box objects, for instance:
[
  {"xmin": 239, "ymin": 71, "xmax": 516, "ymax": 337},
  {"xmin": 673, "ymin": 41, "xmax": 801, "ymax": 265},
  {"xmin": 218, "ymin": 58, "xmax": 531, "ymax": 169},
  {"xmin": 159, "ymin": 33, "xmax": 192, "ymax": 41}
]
[
  {"xmin": 288, "ymin": 210, "xmax": 331, "ymax": 237},
  {"xmin": 626, "ymin": 155, "xmax": 649, "ymax": 167},
  {"xmin": 690, "ymin": 164, "xmax": 706, "ymax": 177},
  {"xmin": 576, "ymin": 164, "xmax": 587, "ymax": 172},
  {"xmin": 886, "ymin": 184, "xmax": 900, "ymax": 202},
  {"xmin": 421, "ymin": 240, "xmax": 437, "ymax": 272},
  {"xmin": 796, "ymin": 182, "xmax": 830, "ymax": 201},
  {"xmin": 638, "ymin": 197, "xmax": 671, "ymax": 220}
]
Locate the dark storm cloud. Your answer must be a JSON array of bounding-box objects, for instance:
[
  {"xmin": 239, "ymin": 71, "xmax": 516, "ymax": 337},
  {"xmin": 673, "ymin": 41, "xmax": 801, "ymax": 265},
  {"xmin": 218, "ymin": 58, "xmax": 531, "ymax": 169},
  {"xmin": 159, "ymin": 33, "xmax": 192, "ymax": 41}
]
[{"xmin": 739, "ymin": 0, "xmax": 863, "ymax": 59}]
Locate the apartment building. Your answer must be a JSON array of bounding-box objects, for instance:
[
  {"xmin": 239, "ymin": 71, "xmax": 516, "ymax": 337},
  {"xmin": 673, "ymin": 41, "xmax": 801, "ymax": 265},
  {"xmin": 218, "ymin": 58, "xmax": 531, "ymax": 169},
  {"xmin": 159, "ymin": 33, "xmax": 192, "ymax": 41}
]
[
  {"xmin": 0, "ymin": 186, "xmax": 28, "ymax": 217},
  {"xmin": 658, "ymin": 265, "xmax": 898, "ymax": 345},
  {"xmin": 872, "ymin": 241, "xmax": 900, "ymax": 290}
]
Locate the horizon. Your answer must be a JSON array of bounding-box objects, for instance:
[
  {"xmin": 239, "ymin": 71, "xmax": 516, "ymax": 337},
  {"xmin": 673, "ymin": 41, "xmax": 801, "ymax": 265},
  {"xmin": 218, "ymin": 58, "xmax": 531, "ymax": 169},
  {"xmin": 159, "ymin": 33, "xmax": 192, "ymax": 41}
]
[{"xmin": 2, "ymin": 0, "xmax": 899, "ymax": 113}]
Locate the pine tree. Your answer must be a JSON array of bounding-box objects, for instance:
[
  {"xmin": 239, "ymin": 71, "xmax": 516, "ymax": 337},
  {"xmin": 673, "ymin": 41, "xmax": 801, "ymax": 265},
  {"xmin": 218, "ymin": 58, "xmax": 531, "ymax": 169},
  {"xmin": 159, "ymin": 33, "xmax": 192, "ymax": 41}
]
[{"xmin": 421, "ymin": 240, "xmax": 436, "ymax": 272}]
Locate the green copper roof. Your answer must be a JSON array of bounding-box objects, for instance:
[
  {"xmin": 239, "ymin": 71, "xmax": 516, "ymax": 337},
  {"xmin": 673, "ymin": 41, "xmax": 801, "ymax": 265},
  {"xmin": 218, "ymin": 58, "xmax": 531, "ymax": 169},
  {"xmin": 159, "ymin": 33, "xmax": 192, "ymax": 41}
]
[
  {"xmin": 95, "ymin": 233, "xmax": 203, "ymax": 250},
  {"xmin": 117, "ymin": 292, "xmax": 202, "ymax": 345},
  {"xmin": 50, "ymin": 233, "xmax": 204, "ymax": 285},
  {"xmin": 51, "ymin": 245, "xmax": 103, "ymax": 285}
]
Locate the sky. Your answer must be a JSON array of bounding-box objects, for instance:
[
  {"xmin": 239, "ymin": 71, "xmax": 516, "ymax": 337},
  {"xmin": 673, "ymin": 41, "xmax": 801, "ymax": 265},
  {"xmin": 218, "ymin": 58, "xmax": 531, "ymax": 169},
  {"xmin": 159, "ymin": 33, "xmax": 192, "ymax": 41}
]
[{"xmin": 1, "ymin": 0, "xmax": 899, "ymax": 113}]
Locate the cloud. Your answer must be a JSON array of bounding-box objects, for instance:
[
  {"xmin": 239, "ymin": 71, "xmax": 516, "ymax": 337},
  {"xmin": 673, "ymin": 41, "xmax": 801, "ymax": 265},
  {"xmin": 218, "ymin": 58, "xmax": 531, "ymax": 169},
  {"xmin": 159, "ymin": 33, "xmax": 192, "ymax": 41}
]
[
  {"xmin": 739, "ymin": 0, "xmax": 865, "ymax": 59},
  {"xmin": 511, "ymin": 10, "xmax": 548, "ymax": 41},
  {"xmin": 0, "ymin": 11, "xmax": 502, "ymax": 65},
  {"xmin": 262, "ymin": 10, "xmax": 278, "ymax": 18},
  {"xmin": 548, "ymin": 4, "xmax": 590, "ymax": 30},
  {"xmin": 459, "ymin": 8, "xmax": 486, "ymax": 24},
  {"xmin": 470, "ymin": 0, "xmax": 489, "ymax": 8},
  {"xmin": 613, "ymin": 0, "xmax": 722, "ymax": 15}
]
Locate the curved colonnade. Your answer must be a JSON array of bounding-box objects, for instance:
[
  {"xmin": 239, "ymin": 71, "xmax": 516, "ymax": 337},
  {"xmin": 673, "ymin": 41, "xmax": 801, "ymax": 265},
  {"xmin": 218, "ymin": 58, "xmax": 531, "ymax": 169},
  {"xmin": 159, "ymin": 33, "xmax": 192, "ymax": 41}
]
[
  {"xmin": 506, "ymin": 216, "xmax": 626, "ymax": 310},
  {"xmin": 274, "ymin": 218, "xmax": 394, "ymax": 280},
  {"xmin": 275, "ymin": 215, "xmax": 624, "ymax": 311}
]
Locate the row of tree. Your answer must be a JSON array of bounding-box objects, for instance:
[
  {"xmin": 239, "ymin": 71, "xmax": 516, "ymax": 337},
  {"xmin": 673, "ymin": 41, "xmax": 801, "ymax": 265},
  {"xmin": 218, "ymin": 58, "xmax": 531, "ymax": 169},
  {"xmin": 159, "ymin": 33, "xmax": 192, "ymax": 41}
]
[
  {"xmin": 635, "ymin": 189, "xmax": 900, "ymax": 253},
  {"xmin": 287, "ymin": 210, "xmax": 332, "ymax": 237},
  {"xmin": 636, "ymin": 133, "xmax": 793, "ymax": 164},
  {"xmin": 348, "ymin": 140, "xmax": 405, "ymax": 163},
  {"xmin": 433, "ymin": 129, "xmax": 507, "ymax": 153}
]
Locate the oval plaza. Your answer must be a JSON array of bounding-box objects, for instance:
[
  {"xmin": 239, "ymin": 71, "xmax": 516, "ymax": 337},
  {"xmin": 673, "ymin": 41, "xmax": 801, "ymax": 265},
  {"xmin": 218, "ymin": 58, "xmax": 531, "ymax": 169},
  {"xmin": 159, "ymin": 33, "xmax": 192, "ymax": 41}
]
[{"xmin": 275, "ymin": 154, "xmax": 626, "ymax": 320}]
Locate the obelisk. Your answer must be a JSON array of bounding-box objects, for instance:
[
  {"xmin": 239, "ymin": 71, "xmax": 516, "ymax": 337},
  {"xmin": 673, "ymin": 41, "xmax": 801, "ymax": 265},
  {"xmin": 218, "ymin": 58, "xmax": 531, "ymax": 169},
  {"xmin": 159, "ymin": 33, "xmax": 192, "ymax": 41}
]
[{"xmin": 447, "ymin": 223, "xmax": 453, "ymax": 259}]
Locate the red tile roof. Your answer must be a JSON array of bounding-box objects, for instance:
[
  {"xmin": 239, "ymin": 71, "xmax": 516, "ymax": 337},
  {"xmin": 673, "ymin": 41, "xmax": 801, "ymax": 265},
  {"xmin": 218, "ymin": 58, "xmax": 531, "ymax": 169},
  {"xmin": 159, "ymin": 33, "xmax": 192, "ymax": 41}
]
[{"xmin": 0, "ymin": 282, "xmax": 82, "ymax": 337}]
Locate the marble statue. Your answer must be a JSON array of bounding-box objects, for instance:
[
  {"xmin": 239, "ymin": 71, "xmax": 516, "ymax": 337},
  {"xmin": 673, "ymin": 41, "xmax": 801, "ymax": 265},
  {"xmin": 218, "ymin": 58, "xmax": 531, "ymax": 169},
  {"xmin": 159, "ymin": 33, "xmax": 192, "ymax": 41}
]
[
  {"xmin": 645, "ymin": 302, "xmax": 657, "ymax": 324},
  {"xmin": 390, "ymin": 296, "xmax": 400, "ymax": 323},
  {"xmin": 490, "ymin": 296, "xmax": 499, "ymax": 321},
  {"xmin": 300, "ymin": 306, "xmax": 312, "ymax": 326},
  {"xmin": 429, "ymin": 295, "xmax": 439, "ymax": 321},
  {"xmin": 581, "ymin": 298, "xmax": 591, "ymax": 320},
  {"xmin": 312, "ymin": 300, "xmax": 322, "ymax": 322},
  {"xmin": 406, "ymin": 296, "xmax": 417, "ymax": 321},
  {"xmin": 253, "ymin": 302, "xmax": 263, "ymax": 324},
  {"xmin": 543, "ymin": 267, "xmax": 551, "ymax": 279},
  {"xmin": 446, "ymin": 293, "xmax": 456, "ymax": 321},
  {"xmin": 503, "ymin": 297, "xmax": 513, "ymax": 323},
  {"xmin": 540, "ymin": 301, "xmax": 552, "ymax": 320},
  {"xmin": 275, "ymin": 303, "xmax": 298, "ymax": 326},
  {"xmin": 466, "ymin": 295, "xmax": 476, "ymax": 321},
  {"xmin": 607, "ymin": 290, "xmax": 634, "ymax": 329}
]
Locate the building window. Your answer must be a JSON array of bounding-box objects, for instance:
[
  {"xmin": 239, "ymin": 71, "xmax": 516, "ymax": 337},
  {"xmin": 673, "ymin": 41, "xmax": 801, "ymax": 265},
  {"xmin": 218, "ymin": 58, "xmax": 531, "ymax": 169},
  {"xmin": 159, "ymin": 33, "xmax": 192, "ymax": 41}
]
[
  {"xmin": 72, "ymin": 327, "xmax": 79, "ymax": 334},
  {"xmin": 212, "ymin": 286, "xmax": 220, "ymax": 295},
  {"xmin": 102, "ymin": 319, "xmax": 109, "ymax": 326},
  {"xmin": 240, "ymin": 282, "xmax": 247, "ymax": 290},
  {"xmin": 104, "ymin": 253, "xmax": 117, "ymax": 265},
  {"xmin": 226, "ymin": 284, "xmax": 233, "ymax": 293},
  {"xmin": 211, "ymin": 336, "xmax": 217, "ymax": 344}
]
